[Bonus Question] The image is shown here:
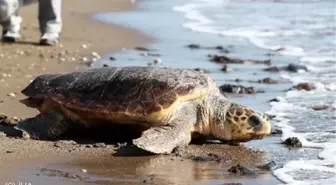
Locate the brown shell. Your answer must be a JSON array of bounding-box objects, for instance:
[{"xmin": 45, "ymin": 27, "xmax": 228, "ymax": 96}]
[{"xmin": 23, "ymin": 67, "xmax": 216, "ymax": 123}]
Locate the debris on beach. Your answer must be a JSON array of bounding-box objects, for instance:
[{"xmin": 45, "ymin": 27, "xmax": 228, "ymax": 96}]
[
  {"xmin": 311, "ymin": 105, "xmax": 329, "ymax": 111},
  {"xmin": 186, "ymin": 44, "xmax": 231, "ymax": 53},
  {"xmin": 220, "ymin": 84, "xmax": 264, "ymax": 94},
  {"xmin": 227, "ymin": 164, "xmax": 257, "ymax": 176},
  {"xmin": 256, "ymin": 77, "xmax": 279, "ymax": 84},
  {"xmin": 294, "ymin": 82, "xmax": 315, "ymax": 91},
  {"xmin": 263, "ymin": 63, "xmax": 308, "ymax": 73},
  {"xmin": 209, "ymin": 55, "xmax": 271, "ymax": 65},
  {"xmin": 109, "ymin": 56, "xmax": 116, "ymax": 61},
  {"xmin": 134, "ymin": 46, "xmax": 152, "ymax": 51},
  {"xmin": 282, "ymin": 137, "xmax": 302, "ymax": 148}
]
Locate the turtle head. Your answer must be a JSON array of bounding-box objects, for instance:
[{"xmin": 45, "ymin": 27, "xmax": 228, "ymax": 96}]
[{"xmin": 215, "ymin": 103, "xmax": 271, "ymax": 142}]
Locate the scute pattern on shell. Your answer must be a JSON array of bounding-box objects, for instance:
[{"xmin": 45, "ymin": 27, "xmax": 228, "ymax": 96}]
[{"xmin": 41, "ymin": 67, "xmax": 212, "ymax": 116}]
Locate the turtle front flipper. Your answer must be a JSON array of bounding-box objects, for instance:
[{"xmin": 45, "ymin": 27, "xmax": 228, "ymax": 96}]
[
  {"xmin": 133, "ymin": 125, "xmax": 192, "ymax": 154},
  {"xmin": 15, "ymin": 111, "xmax": 69, "ymax": 140}
]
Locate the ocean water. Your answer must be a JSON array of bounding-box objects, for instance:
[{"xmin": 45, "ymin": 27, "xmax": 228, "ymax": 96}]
[{"xmin": 94, "ymin": 0, "xmax": 336, "ymax": 184}]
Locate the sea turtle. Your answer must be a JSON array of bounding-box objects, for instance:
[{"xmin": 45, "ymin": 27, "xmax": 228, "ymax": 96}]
[{"xmin": 16, "ymin": 66, "xmax": 271, "ymax": 154}]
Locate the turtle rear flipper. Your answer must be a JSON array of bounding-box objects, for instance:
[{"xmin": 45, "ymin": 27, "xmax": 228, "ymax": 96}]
[
  {"xmin": 15, "ymin": 111, "xmax": 69, "ymax": 140},
  {"xmin": 133, "ymin": 125, "xmax": 191, "ymax": 154}
]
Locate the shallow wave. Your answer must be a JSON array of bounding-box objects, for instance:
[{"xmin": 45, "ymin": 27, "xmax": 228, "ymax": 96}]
[
  {"xmin": 267, "ymin": 81, "xmax": 336, "ymax": 183},
  {"xmin": 173, "ymin": 0, "xmax": 309, "ymax": 57},
  {"xmin": 174, "ymin": 1, "xmax": 336, "ymax": 184}
]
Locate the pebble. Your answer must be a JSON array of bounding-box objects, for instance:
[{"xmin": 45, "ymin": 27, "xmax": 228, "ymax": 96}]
[
  {"xmin": 109, "ymin": 57, "xmax": 116, "ymax": 61},
  {"xmin": 8, "ymin": 93, "xmax": 16, "ymax": 97},
  {"xmin": 82, "ymin": 169, "xmax": 87, "ymax": 173},
  {"xmin": 221, "ymin": 65, "xmax": 232, "ymax": 72},
  {"xmin": 81, "ymin": 44, "xmax": 88, "ymax": 49},
  {"xmin": 294, "ymin": 83, "xmax": 315, "ymax": 91},
  {"xmin": 82, "ymin": 57, "xmax": 88, "ymax": 62},
  {"xmin": 59, "ymin": 57, "xmax": 66, "ymax": 62},
  {"xmin": 153, "ymin": 58, "xmax": 162, "ymax": 64},
  {"xmin": 282, "ymin": 137, "xmax": 302, "ymax": 148},
  {"xmin": 91, "ymin": 52, "xmax": 101, "ymax": 59}
]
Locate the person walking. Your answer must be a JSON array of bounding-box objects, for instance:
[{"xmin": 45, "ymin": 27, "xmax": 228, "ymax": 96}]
[{"xmin": 0, "ymin": 0, "xmax": 62, "ymax": 46}]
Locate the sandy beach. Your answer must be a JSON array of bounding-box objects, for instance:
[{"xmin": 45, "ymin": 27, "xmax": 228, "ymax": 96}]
[
  {"xmin": 0, "ymin": 0, "xmax": 151, "ymax": 118},
  {"xmin": 0, "ymin": 0, "xmax": 283, "ymax": 185}
]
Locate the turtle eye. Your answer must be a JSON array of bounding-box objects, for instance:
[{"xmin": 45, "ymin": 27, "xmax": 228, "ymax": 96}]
[{"xmin": 248, "ymin": 115, "xmax": 262, "ymax": 128}]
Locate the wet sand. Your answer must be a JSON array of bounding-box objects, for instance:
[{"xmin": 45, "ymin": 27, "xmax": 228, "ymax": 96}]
[{"xmin": 0, "ymin": 0, "xmax": 281, "ymax": 185}]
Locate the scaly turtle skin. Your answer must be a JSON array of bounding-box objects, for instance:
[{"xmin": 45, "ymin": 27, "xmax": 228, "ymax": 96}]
[{"xmin": 16, "ymin": 66, "xmax": 271, "ymax": 154}]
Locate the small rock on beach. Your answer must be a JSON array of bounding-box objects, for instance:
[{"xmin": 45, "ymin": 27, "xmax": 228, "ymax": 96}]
[
  {"xmin": 294, "ymin": 82, "xmax": 315, "ymax": 91},
  {"xmin": 282, "ymin": 137, "xmax": 302, "ymax": 148},
  {"xmin": 0, "ymin": 114, "xmax": 21, "ymax": 125},
  {"xmin": 134, "ymin": 46, "xmax": 152, "ymax": 51},
  {"xmin": 221, "ymin": 65, "xmax": 233, "ymax": 72},
  {"xmin": 186, "ymin": 44, "xmax": 231, "ymax": 53},
  {"xmin": 210, "ymin": 55, "xmax": 271, "ymax": 65},
  {"xmin": 264, "ymin": 64, "xmax": 308, "ymax": 73},
  {"xmin": 220, "ymin": 84, "xmax": 264, "ymax": 94},
  {"xmin": 256, "ymin": 77, "xmax": 279, "ymax": 84}
]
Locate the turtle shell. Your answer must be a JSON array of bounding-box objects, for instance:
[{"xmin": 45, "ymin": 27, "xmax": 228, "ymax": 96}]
[{"xmin": 22, "ymin": 67, "xmax": 216, "ymax": 123}]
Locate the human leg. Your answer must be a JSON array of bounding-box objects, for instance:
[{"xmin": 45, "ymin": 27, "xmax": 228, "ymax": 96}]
[{"xmin": 38, "ymin": 0, "xmax": 62, "ymax": 45}]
